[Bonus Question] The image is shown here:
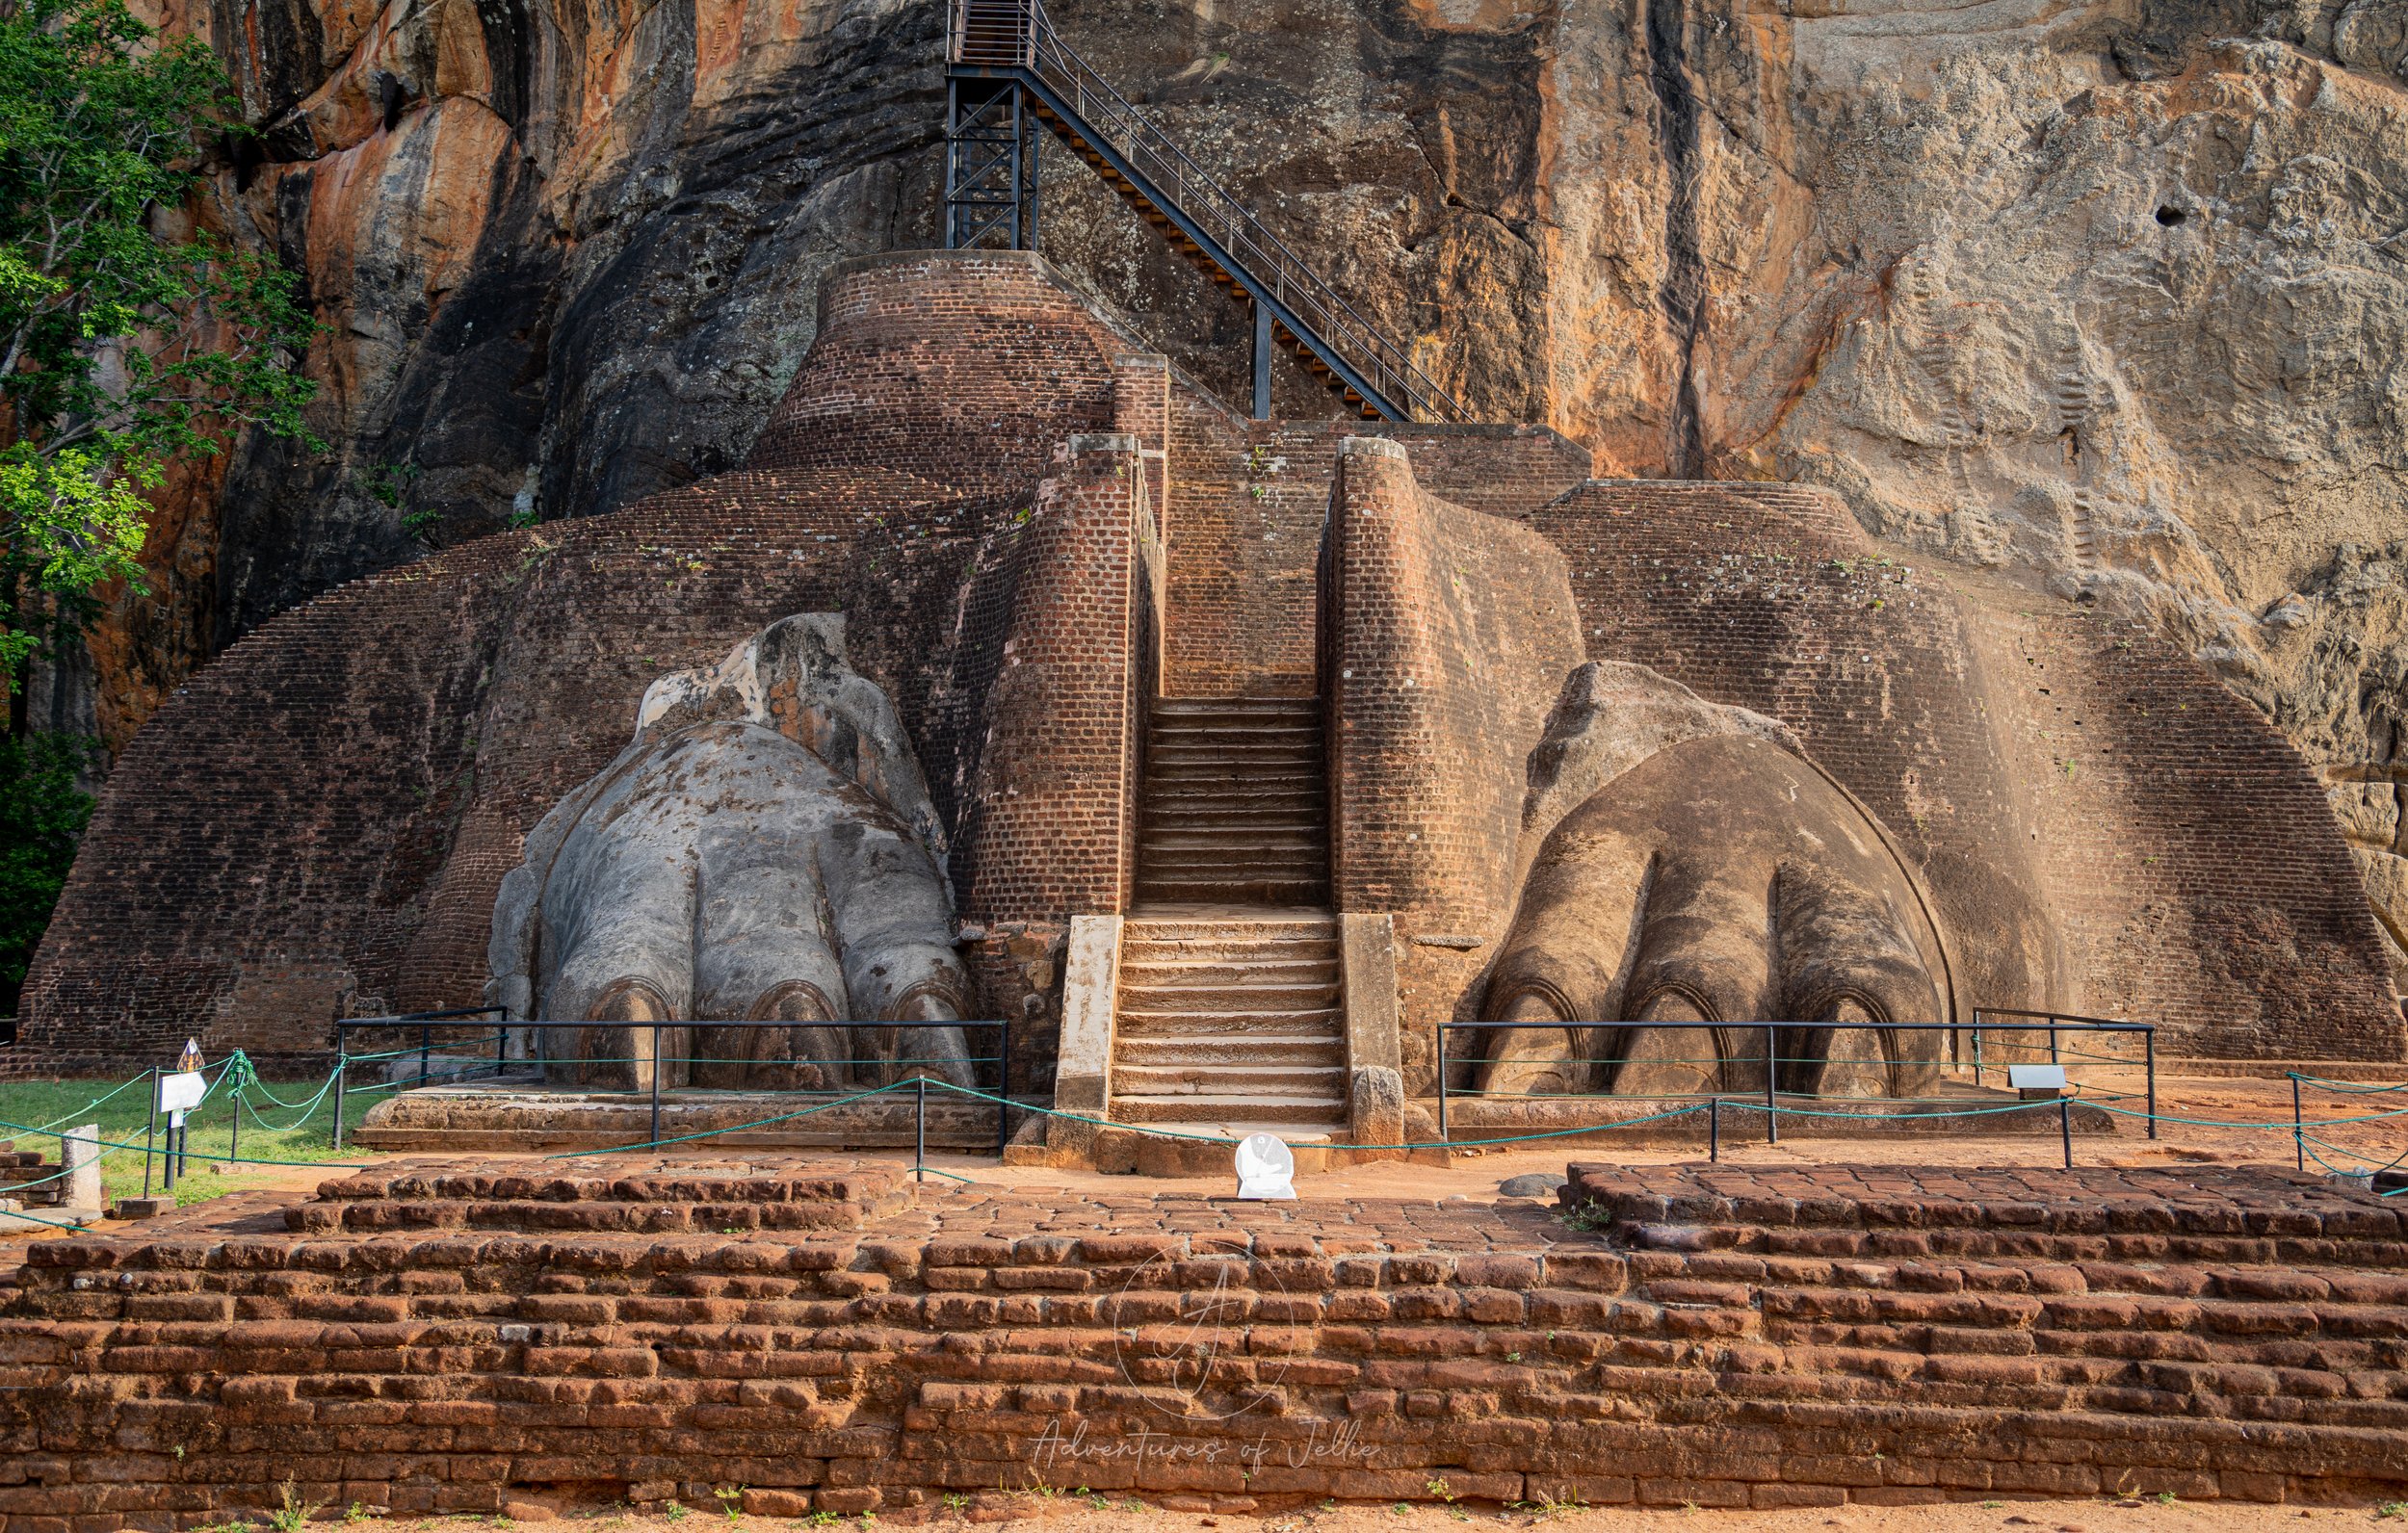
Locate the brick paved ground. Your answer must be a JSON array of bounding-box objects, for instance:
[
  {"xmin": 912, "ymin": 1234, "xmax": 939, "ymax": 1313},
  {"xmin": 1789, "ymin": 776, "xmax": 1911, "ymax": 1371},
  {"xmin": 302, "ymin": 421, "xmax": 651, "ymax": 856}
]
[{"xmin": 2, "ymin": 1156, "xmax": 2402, "ymax": 1527}]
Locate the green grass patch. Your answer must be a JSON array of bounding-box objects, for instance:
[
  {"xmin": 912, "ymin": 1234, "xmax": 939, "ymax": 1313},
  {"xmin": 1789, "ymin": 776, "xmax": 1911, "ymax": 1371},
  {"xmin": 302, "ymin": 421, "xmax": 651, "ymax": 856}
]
[{"xmin": 0, "ymin": 1068, "xmax": 396, "ymax": 1210}]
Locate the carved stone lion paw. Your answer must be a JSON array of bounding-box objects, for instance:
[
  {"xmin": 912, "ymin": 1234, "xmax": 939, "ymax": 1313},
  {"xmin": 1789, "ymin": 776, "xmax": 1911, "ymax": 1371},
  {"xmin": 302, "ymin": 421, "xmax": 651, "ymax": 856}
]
[
  {"xmin": 488, "ymin": 615, "xmax": 973, "ymax": 1091},
  {"xmin": 1477, "ymin": 663, "xmax": 1952, "ymax": 1101}
]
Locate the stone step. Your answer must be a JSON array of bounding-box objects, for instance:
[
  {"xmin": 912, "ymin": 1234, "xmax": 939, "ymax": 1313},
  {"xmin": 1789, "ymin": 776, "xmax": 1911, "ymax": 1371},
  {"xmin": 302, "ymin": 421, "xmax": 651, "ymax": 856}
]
[
  {"xmin": 1112, "ymin": 1062, "xmax": 1347, "ymax": 1097},
  {"xmin": 1140, "ymin": 800, "xmax": 1323, "ymax": 822},
  {"xmin": 1115, "ymin": 1033, "xmax": 1346, "ymax": 1068},
  {"xmin": 1134, "ymin": 877, "xmax": 1333, "ymax": 904},
  {"xmin": 1122, "ymin": 916, "xmax": 1337, "ymax": 943},
  {"xmin": 1146, "ymin": 697, "xmax": 1320, "ymax": 712},
  {"xmin": 1119, "ymin": 956, "xmax": 1339, "ymax": 986},
  {"xmin": 1100, "ymin": 1118, "xmax": 1342, "ymax": 1144},
  {"xmin": 1118, "ymin": 974, "xmax": 1340, "ymax": 1006},
  {"xmin": 1109, "ymin": 1092, "xmax": 1348, "ymax": 1126},
  {"xmin": 1134, "ymin": 858, "xmax": 1330, "ymax": 883},
  {"xmin": 1147, "ymin": 723, "xmax": 1322, "ymax": 743},
  {"xmin": 1142, "ymin": 826, "xmax": 1322, "ymax": 845},
  {"xmin": 1132, "ymin": 760, "xmax": 1320, "ymax": 784},
  {"xmin": 1115, "ymin": 1007, "xmax": 1347, "ymax": 1036}
]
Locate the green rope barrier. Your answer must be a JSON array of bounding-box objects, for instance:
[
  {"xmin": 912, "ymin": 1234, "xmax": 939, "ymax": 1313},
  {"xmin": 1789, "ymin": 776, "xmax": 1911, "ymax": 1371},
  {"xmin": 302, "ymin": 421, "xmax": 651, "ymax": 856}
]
[
  {"xmin": 542, "ymin": 1081, "xmax": 922, "ymax": 1158},
  {"xmin": 2289, "ymin": 1072, "xmax": 2408, "ymax": 1095},
  {"xmin": 0, "ymin": 1116, "xmax": 375, "ymax": 1171},
  {"xmin": 0, "ymin": 1205, "xmax": 95, "ymax": 1230}
]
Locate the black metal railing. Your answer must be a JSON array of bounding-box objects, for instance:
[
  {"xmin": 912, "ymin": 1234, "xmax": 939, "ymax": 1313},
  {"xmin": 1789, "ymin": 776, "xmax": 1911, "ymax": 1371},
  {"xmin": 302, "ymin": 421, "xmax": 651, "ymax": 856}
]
[
  {"xmin": 329, "ymin": 1014, "xmax": 1014, "ymax": 1156},
  {"xmin": 949, "ymin": 0, "xmax": 1466, "ymax": 424},
  {"xmin": 1436, "ymin": 1016, "xmax": 2159, "ymax": 1153}
]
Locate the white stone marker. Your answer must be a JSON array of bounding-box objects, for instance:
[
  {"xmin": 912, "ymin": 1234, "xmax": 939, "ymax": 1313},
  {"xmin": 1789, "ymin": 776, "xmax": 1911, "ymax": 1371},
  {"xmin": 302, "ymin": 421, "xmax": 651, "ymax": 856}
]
[{"xmin": 63, "ymin": 1123, "xmax": 102, "ymax": 1211}]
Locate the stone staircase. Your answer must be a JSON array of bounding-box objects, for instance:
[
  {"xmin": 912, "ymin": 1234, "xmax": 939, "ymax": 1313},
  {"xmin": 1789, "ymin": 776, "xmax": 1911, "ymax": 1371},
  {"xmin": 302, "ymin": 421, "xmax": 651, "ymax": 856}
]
[
  {"xmin": 1135, "ymin": 696, "xmax": 1328, "ymax": 906},
  {"xmin": 1108, "ymin": 913, "xmax": 1348, "ymax": 1138}
]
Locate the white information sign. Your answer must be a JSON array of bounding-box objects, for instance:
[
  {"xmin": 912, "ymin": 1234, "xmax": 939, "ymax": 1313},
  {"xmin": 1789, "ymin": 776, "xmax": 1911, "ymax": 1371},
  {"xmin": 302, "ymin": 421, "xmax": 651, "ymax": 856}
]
[{"xmin": 156, "ymin": 1071, "xmax": 207, "ymax": 1115}]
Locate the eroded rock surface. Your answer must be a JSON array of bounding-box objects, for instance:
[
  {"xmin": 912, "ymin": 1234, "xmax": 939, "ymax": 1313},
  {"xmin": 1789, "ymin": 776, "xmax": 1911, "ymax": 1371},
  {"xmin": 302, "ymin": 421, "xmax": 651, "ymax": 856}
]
[{"xmin": 68, "ymin": 0, "xmax": 2404, "ymax": 970}]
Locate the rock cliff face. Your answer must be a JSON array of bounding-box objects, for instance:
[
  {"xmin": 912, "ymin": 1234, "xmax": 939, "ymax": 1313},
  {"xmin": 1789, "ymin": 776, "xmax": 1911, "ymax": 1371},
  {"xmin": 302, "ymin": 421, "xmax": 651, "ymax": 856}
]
[{"xmin": 64, "ymin": 0, "xmax": 2408, "ymax": 978}]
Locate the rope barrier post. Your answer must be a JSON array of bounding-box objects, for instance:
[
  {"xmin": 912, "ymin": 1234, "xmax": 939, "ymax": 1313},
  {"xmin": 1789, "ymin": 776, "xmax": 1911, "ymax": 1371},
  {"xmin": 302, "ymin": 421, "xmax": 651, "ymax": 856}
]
[
  {"xmin": 2058, "ymin": 1095, "xmax": 2073, "ymax": 1170},
  {"xmin": 332, "ymin": 1045, "xmax": 348, "ymax": 1153},
  {"xmin": 2144, "ymin": 1029, "xmax": 2158, "ymax": 1141},
  {"xmin": 648, "ymin": 1023, "xmax": 663, "ymax": 1151},
  {"xmin": 1437, "ymin": 1026, "xmax": 1449, "ymax": 1147},
  {"xmin": 496, "ymin": 1023, "xmax": 509, "ymax": 1080},
  {"xmin": 996, "ymin": 1013, "xmax": 1013, "ymax": 1158},
  {"xmin": 1972, "ymin": 1024, "xmax": 1983, "ymax": 1089},
  {"xmin": 2292, "ymin": 1075, "xmax": 2305, "ymax": 1171},
  {"xmin": 1764, "ymin": 1025, "xmax": 1778, "ymax": 1145},
  {"xmin": 2049, "ymin": 1018, "xmax": 2061, "ymax": 1066},
  {"xmin": 143, "ymin": 1066, "xmax": 157, "ymax": 1197},
  {"xmin": 916, "ymin": 1076, "xmax": 928, "ymax": 1184},
  {"xmin": 1709, "ymin": 1097, "xmax": 1718, "ymax": 1162},
  {"xmin": 418, "ymin": 1018, "xmax": 432, "ymax": 1090},
  {"xmin": 228, "ymin": 1071, "xmax": 242, "ymax": 1167}
]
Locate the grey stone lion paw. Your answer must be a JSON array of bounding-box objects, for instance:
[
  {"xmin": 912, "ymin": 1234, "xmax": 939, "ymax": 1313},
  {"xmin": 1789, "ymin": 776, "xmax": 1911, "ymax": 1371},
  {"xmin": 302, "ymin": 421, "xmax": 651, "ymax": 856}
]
[{"xmin": 486, "ymin": 614, "xmax": 974, "ymax": 1091}]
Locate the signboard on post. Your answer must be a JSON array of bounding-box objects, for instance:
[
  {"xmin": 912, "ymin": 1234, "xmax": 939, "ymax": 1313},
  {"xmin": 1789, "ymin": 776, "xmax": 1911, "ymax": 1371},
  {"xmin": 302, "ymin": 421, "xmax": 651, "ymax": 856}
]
[{"xmin": 156, "ymin": 1070, "xmax": 207, "ymax": 1118}]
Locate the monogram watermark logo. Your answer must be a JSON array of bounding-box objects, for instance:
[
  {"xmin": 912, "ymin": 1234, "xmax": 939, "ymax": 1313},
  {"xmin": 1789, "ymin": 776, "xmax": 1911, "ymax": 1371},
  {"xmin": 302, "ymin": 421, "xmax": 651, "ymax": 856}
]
[{"xmin": 1111, "ymin": 1243, "xmax": 1289, "ymax": 1421}]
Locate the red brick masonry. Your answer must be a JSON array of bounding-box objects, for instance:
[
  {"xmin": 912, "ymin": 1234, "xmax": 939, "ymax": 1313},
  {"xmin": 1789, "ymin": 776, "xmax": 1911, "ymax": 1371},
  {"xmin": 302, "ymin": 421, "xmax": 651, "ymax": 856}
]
[{"xmin": 3, "ymin": 1162, "xmax": 2402, "ymax": 1526}]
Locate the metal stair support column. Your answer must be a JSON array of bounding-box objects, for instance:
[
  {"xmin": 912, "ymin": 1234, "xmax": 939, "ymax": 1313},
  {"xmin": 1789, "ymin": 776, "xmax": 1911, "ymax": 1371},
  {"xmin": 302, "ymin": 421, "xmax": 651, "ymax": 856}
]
[
  {"xmin": 946, "ymin": 0, "xmax": 1466, "ymax": 425},
  {"xmin": 944, "ymin": 75, "xmax": 1039, "ymax": 251}
]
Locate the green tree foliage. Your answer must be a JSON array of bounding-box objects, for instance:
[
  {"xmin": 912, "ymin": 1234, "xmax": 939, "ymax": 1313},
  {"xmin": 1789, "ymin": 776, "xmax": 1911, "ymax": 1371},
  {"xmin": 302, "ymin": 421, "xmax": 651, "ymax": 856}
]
[
  {"xmin": 0, "ymin": 0, "xmax": 318, "ymax": 690},
  {"xmin": 0, "ymin": 731, "xmax": 95, "ymax": 1012}
]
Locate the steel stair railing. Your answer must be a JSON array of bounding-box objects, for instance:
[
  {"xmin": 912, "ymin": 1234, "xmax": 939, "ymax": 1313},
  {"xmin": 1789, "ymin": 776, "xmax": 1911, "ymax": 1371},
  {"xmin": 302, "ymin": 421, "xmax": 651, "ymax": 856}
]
[{"xmin": 949, "ymin": 0, "xmax": 1465, "ymax": 423}]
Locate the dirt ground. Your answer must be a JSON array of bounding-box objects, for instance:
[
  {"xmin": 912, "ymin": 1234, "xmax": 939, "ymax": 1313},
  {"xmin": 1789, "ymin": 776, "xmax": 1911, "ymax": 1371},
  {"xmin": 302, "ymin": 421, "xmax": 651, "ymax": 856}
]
[{"xmin": 3, "ymin": 1072, "xmax": 2392, "ymax": 1241}]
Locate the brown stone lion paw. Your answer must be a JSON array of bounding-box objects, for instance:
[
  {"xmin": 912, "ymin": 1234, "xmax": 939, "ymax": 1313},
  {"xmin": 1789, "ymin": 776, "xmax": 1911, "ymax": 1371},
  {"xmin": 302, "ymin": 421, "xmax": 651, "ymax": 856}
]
[{"xmin": 1477, "ymin": 663, "xmax": 1952, "ymax": 1101}]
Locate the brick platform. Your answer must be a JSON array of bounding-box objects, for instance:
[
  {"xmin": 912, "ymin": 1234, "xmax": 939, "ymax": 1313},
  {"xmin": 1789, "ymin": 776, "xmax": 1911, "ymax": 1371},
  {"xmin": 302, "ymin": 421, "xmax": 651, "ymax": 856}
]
[{"xmin": 4, "ymin": 1160, "xmax": 2402, "ymax": 1524}]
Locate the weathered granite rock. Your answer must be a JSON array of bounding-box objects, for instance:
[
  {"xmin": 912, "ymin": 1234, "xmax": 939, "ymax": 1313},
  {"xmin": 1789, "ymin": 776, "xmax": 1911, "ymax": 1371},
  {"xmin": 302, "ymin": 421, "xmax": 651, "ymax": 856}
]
[{"xmin": 56, "ymin": 0, "xmax": 2403, "ymax": 974}]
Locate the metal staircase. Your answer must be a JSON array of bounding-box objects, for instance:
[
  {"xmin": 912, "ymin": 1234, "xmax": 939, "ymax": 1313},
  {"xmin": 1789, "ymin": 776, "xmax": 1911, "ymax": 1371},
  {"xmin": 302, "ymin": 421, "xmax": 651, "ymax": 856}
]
[{"xmin": 945, "ymin": 0, "xmax": 1465, "ymax": 424}]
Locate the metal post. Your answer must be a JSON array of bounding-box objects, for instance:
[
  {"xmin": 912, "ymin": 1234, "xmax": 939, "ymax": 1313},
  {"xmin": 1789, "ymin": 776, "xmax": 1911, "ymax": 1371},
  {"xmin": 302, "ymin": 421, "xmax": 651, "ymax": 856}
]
[
  {"xmin": 996, "ymin": 1014, "xmax": 1012, "ymax": 1158},
  {"xmin": 1252, "ymin": 300, "xmax": 1272, "ymax": 421},
  {"xmin": 419, "ymin": 1019, "xmax": 432, "ymax": 1089},
  {"xmin": 1022, "ymin": 91, "xmax": 1040, "ymax": 252},
  {"xmin": 2059, "ymin": 1095, "xmax": 2073, "ymax": 1170},
  {"xmin": 496, "ymin": 1023, "xmax": 509, "ymax": 1079},
  {"xmin": 2292, "ymin": 1075, "xmax": 2305, "ymax": 1171},
  {"xmin": 229, "ymin": 1074, "xmax": 241, "ymax": 1168},
  {"xmin": 649, "ymin": 1023, "xmax": 663, "ymax": 1149},
  {"xmin": 1972, "ymin": 1025, "xmax": 1983, "ymax": 1089},
  {"xmin": 1709, "ymin": 1097, "xmax": 1719, "ymax": 1162},
  {"xmin": 143, "ymin": 1067, "xmax": 157, "ymax": 1197},
  {"xmin": 2144, "ymin": 1029, "xmax": 2157, "ymax": 1141},
  {"xmin": 1437, "ymin": 1026, "xmax": 1449, "ymax": 1145},
  {"xmin": 332, "ymin": 1051, "xmax": 348, "ymax": 1153},
  {"xmin": 2049, "ymin": 1020, "xmax": 2061, "ymax": 1065},
  {"xmin": 1764, "ymin": 1025, "xmax": 1778, "ymax": 1145},
  {"xmin": 916, "ymin": 1076, "xmax": 929, "ymax": 1184}
]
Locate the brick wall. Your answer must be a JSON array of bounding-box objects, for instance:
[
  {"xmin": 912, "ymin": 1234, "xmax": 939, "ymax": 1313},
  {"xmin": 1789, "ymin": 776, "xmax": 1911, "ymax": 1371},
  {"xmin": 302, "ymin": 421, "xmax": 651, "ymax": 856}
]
[
  {"xmin": 1322, "ymin": 441, "xmax": 1585, "ymax": 1085},
  {"xmin": 1970, "ymin": 597, "xmax": 2404, "ymax": 1061},
  {"xmin": 1161, "ymin": 411, "xmax": 1589, "ymax": 699},
  {"xmin": 2, "ymin": 1159, "xmax": 2402, "ymax": 1521},
  {"xmin": 15, "ymin": 469, "xmax": 1024, "ymax": 1074},
  {"xmin": 746, "ymin": 251, "xmax": 1139, "ymax": 493},
  {"xmin": 955, "ymin": 436, "xmax": 1153, "ymax": 926}
]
